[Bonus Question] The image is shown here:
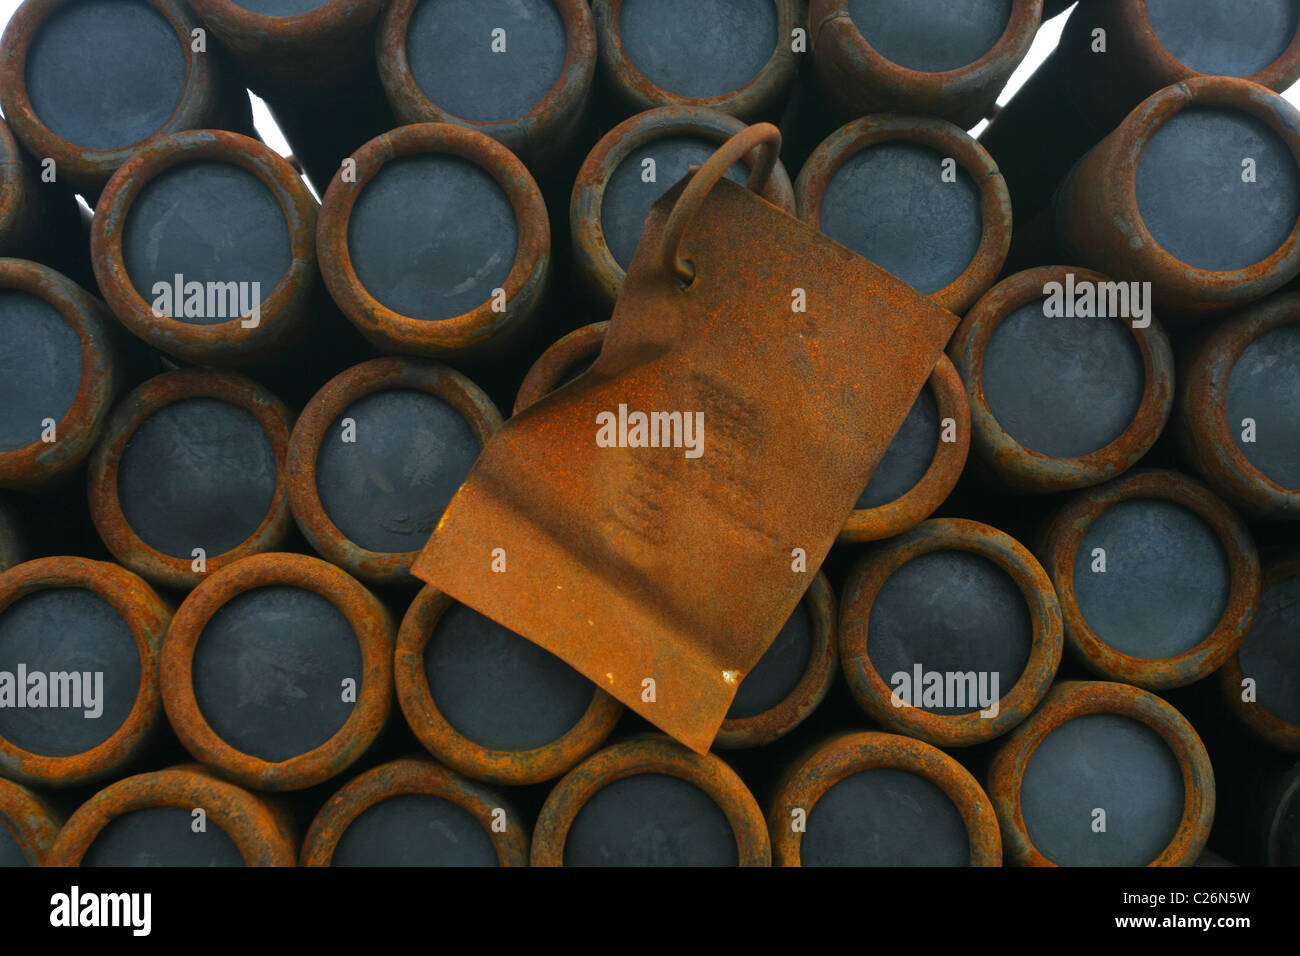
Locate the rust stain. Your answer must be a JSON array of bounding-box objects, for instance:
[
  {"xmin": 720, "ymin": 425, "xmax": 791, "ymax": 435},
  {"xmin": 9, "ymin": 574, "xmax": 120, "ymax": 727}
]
[
  {"xmin": 316, "ymin": 122, "xmax": 550, "ymax": 358},
  {"xmin": 301, "ymin": 757, "xmax": 530, "ymax": 866},
  {"xmin": 394, "ymin": 584, "xmax": 623, "ymax": 785},
  {"xmin": 287, "ymin": 358, "xmax": 503, "ymax": 588},
  {"xmin": 838, "ymin": 355, "xmax": 970, "ymax": 542},
  {"xmin": 1054, "ymin": 76, "xmax": 1300, "ymax": 317},
  {"xmin": 378, "ymin": 0, "xmax": 596, "ymax": 172},
  {"xmin": 794, "ymin": 112, "xmax": 1012, "ymax": 317},
  {"xmin": 767, "ymin": 730, "xmax": 1003, "ymax": 867},
  {"xmin": 514, "ymin": 321, "xmax": 611, "ymax": 415},
  {"xmin": 159, "ymin": 552, "xmax": 394, "ymax": 792},
  {"xmin": 809, "ymin": 0, "xmax": 1043, "ymax": 128},
  {"xmin": 0, "ymin": 557, "xmax": 171, "ymax": 788},
  {"xmin": 0, "ymin": 768, "xmax": 61, "ymax": 864},
  {"xmin": 531, "ymin": 734, "xmax": 771, "ymax": 866},
  {"xmin": 86, "ymin": 369, "xmax": 295, "ymax": 591},
  {"xmin": 949, "ymin": 266, "xmax": 1175, "ymax": 494},
  {"xmin": 189, "ymin": 0, "xmax": 387, "ymax": 90},
  {"xmin": 1174, "ymin": 290, "xmax": 1300, "ymax": 520},
  {"xmin": 1066, "ymin": 2, "xmax": 1300, "ymax": 130},
  {"xmin": 519, "ymin": 323, "xmax": 967, "ymax": 546},
  {"xmin": 987, "ymin": 680, "xmax": 1215, "ymax": 867},
  {"xmin": 0, "ymin": 259, "xmax": 117, "ymax": 491},
  {"xmin": 1218, "ymin": 554, "xmax": 1300, "ymax": 753},
  {"xmin": 0, "ymin": 0, "xmax": 246, "ymax": 197},
  {"xmin": 591, "ymin": 0, "xmax": 798, "ymax": 121},
  {"xmin": 45, "ymin": 764, "xmax": 296, "ymax": 866},
  {"xmin": 839, "ymin": 518, "xmax": 1063, "ymax": 747},
  {"xmin": 90, "ymin": 129, "xmax": 319, "ymax": 367},
  {"xmin": 714, "ymin": 571, "xmax": 838, "ymax": 749},
  {"xmin": 416, "ymin": 124, "xmax": 960, "ymax": 752},
  {"xmin": 570, "ymin": 105, "xmax": 797, "ymax": 310},
  {"xmin": 1040, "ymin": 469, "xmax": 1261, "ymax": 689}
]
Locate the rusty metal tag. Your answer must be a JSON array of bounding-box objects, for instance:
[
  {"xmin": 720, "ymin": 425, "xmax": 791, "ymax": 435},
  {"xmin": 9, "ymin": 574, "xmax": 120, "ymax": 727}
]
[{"xmin": 413, "ymin": 124, "xmax": 958, "ymax": 753}]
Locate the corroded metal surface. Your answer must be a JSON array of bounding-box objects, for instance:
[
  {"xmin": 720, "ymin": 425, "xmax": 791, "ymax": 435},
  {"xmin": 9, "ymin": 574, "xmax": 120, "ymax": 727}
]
[
  {"xmin": 591, "ymin": 0, "xmax": 798, "ymax": 121},
  {"xmin": 1175, "ymin": 290, "xmax": 1300, "ymax": 520},
  {"xmin": 1092, "ymin": 0, "xmax": 1300, "ymax": 107},
  {"xmin": 395, "ymin": 585, "xmax": 623, "ymax": 786},
  {"xmin": 0, "ymin": 259, "xmax": 117, "ymax": 492},
  {"xmin": 1040, "ymin": 469, "xmax": 1261, "ymax": 690},
  {"xmin": 987, "ymin": 680, "xmax": 1215, "ymax": 867},
  {"xmin": 0, "ymin": 0, "xmax": 248, "ymax": 197},
  {"xmin": 1063, "ymin": 1, "xmax": 1300, "ymax": 131},
  {"xmin": 45, "ymin": 764, "xmax": 296, "ymax": 866},
  {"xmin": 795, "ymin": 114, "xmax": 1011, "ymax": 316},
  {"xmin": 0, "ymin": 116, "xmax": 84, "ymax": 269},
  {"xmin": 982, "ymin": 2, "xmax": 1300, "ymax": 232},
  {"xmin": 90, "ymin": 130, "xmax": 318, "ymax": 368},
  {"xmin": 301, "ymin": 757, "xmax": 530, "ymax": 866},
  {"xmin": 0, "ymin": 776, "xmax": 60, "ymax": 865},
  {"xmin": 571, "ymin": 106, "xmax": 796, "ymax": 310},
  {"xmin": 417, "ymin": 125, "xmax": 960, "ymax": 752},
  {"xmin": 519, "ymin": 322, "xmax": 967, "ymax": 545},
  {"xmin": 840, "ymin": 518, "xmax": 1063, "ymax": 747},
  {"xmin": 287, "ymin": 358, "xmax": 503, "ymax": 587},
  {"xmin": 160, "ymin": 553, "xmax": 394, "ymax": 792},
  {"xmin": 809, "ymin": 0, "xmax": 1042, "ymax": 128},
  {"xmin": 87, "ymin": 369, "xmax": 295, "ymax": 591},
  {"xmin": 1053, "ymin": 77, "xmax": 1300, "ymax": 318},
  {"xmin": 714, "ymin": 570, "xmax": 837, "ymax": 749},
  {"xmin": 188, "ymin": 1, "xmax": 394, "ymax": 195},
  {"xmin": 839, "ymin": 353, "xmax": 968, "ymax": 543},
  {"xmin": 316, "ymin": 122, "xmax": 550, "ymax": 358},
  {"xmin": 0, "ymin": 556, "xmax": 170, "ymax": 788},
  {"xmin": 767, "ymin": 730, "xmax": 1002, "ymax": 867},
  {"xmin": 379, "ymin": 0, "xmax": 596, "ymax": 170},
  {"xmin": 531, "ymin": 734, "xmax": 771, "ymax": 866},
  {"xmin": 950, "ymin": 266, "xmax": 1176, "ymax": 494},
  {"xmin": 514, "ymin": 321, "xmax": 611, "ymax": 415},
  {"xmin": 189, "ymin": 0, "xmax": 386, "ymax": 88},
  {"xmin": 1219, "ymin": 554, "xmax": 1300, "ymax": 753},
  {"xmin": 0, "ymin": 116, "xmax": 39, "ymax": 256}
]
